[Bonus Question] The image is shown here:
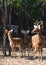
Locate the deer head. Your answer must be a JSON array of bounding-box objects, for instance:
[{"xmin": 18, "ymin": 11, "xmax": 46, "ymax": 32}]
[
  {"xmin": 31, "ymin": 25, "xmax": 41, "ymax": 34},
  {"xmin": 5, "ymin": 29, "xmax": 13, "ymax": 34}
]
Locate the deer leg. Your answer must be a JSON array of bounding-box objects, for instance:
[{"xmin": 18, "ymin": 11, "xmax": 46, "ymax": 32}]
[
  {"xmin": 28, "ymin": 45, "xmax": 30, "ymax": 57},
  {"xmin": 39, "ymin": 49, "xmax": 42, "ymax": 61},
  {"xmin": 19, "ymin": 45, "xmax": 21, "ymax": 57},
  {"xmin": 12, "ymin": 49, "xmax": 14, "ymax": 55},
  {"xmin": 21, "ymin": 48, "xmax": 23, "ymax": 57},
  {"xmin": 20, "ymin": 46, "xmax": 23, "ymax": 57},
  {"xmin": 11, "ymin": 47, "xmax": 15, "ymax": 56},
  {"xmin": 11, "ymin": 48, "xmax": 13, "ymax": 56},
  {"xmin": 39, "ymin": 49, "xmax": 40, "ymax": 61},
  {"xmin": 33, "ymin": 47, "xmax": 36, "ymax": 60},
  {"xmin": 40, "ymin": 49, "xmax": 42, "ymax": 61},
  {"xmin": 33, "ymin": 51, "xmax": 36, "ymax": 60},
  {"xmin": 27, "ymin": 46, "xmax": 29, "ymax": 57}
]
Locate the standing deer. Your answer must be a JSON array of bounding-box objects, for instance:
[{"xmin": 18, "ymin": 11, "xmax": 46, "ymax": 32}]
[
  {"xmin": 5, "ymin": 29, "xmax": 23, "ymax": 56},
  {"xmin": 21, "ymin": 30, "xmax": 31, "ymax": 56},
  {"xmin": 31, "ymin": 22, "xmax": 44, "ymax": 61}
]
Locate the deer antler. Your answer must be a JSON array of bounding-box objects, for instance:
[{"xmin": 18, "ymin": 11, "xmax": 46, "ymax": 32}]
[
  {"xmin": 37, "ymin": 20, "xmax": 43, "ymax": 29},
  {"xmin": 37, "ymin": 21, "xmax": 43, "ymax": 26},
  {"xmin": 37, "ymin": 21, "xmax": 41, "ymax": 26}
]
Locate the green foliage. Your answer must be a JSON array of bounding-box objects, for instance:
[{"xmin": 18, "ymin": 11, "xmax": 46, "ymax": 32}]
[
  {"xmin": 43, "ymin": 0, "xmax": 46, "ymax": 2},
  {"xmin": 7, "ymin": 0, "xmax": 22, "ymax": 7},
  {"xmin": 34, "ymin": 20, "xmax": 39, "ymax": 25},
  {"xmin": 6, "ymin": 0, "xmax": 45, "ymax": 22}
]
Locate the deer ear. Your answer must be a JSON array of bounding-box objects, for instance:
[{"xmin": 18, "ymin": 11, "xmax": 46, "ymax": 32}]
[
  {"xmin": 10, "ymin": 29, "xmax": 13, "ymax": 32},
  {"xmin": 5, "ymin": 29, "xmax": 8, "ymax": 33},
  {"xmin": 38, "ymin": 25, "xmax": 40, "ymax": 29},
  {"xmin": 34, "ymin": 25, "xmax": 37, "ymax": 28}
]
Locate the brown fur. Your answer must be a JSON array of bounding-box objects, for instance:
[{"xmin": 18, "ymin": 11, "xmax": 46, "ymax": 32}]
[
  {"xmin": 5, "ymin": 29, "xmax": 23, "ymax": 56},
  {"xmin": 31, "ymin": 25, "xmax": 44, "ymax": 61}
]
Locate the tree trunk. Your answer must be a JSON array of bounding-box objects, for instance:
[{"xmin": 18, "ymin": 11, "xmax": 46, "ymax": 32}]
[
  {"xmin": 9, "ymin": 6, "xmax": 12, "ymax": 25},
  {"xmin": 2, "ymin": 0, "xmax": 7, "ymax": 55}
]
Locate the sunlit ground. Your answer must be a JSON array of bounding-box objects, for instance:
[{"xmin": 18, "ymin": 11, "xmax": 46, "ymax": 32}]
[{"xmin": 0, "ymin": 48, "xmax": 46, "ymax": 65}]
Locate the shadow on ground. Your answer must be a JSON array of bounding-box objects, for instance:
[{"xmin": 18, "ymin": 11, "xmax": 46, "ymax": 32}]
[{"xmin": 0, "ymin": 54, "xmax": 46, "ymax": 61}]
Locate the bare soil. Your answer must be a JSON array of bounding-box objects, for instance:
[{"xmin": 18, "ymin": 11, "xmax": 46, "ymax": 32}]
[{"xmin": 0, "ymin": 48, "xmax": 46, "ymax": 65}]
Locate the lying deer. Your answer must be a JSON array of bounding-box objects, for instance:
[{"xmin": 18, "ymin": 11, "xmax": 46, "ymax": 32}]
[
  {"xmin": 5, "ymin": 29, "xmax": 23, "ymax": 56},
  {"xmin": 31, "ymin": 22, "xmax": 44, "ymax": 61}
]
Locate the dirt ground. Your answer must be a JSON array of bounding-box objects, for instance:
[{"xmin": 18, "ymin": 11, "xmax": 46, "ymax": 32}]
[{"xmin": 0, "ymin": 48, "xmax": 46, "ymax": 65}]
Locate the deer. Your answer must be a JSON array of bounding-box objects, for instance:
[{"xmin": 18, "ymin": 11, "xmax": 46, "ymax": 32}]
[
  {"xmin": 31, "ymin": 21, "xmax": 44, "ymax": 61},
  {"xmin": 21, "ymin": 29, "xmax": 31, "ymax": 56},
  {"xmin": 5, "ymin": 29, "xmax": 23, "ymax": 56}
]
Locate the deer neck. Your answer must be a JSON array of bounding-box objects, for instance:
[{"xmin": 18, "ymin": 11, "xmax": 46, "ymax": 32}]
[
  {"xmin": 37, "ymin": 31, "xmax": 42, "ymax": 37},
  {"xmin": 8, "ymin": 33, "xmax": 13, "ymax": 42}
]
